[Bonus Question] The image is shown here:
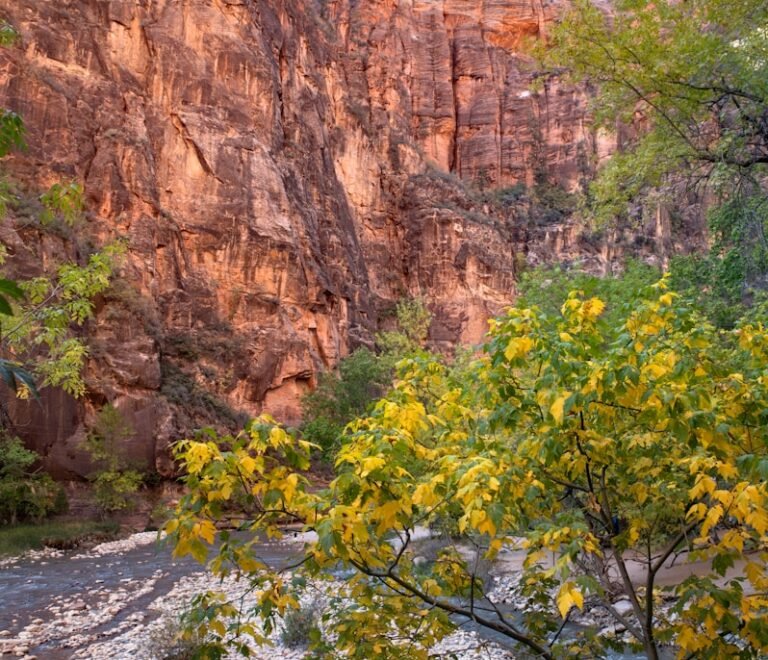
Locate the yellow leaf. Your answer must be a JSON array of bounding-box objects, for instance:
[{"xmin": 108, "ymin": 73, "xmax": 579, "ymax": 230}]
[
  {"xmin": 582, "ymin": 297, "xmax": 605, "ymax": 320},
  {"xmin": 690, "ymin": 475, "xmax": 716, "ymax": 500},
  {"xmin": 720, "ymin": 529, "xmax": 744, "ymax": 553},
  {"xmin": 269, "ymin": 426, "xmax": 287, "ymax": 448},
  {"xmin": 477, "ymin": 516, "xmax": 496, "ymax": 537},
  {"xmin": 556, "ymin": 581, "xmax": 584, "ymax": 618},
  {"xmin": 712, "ymin": 490, "xmax": 733, "ymax": 508},
  {"xmin": 550, "ymin": 393, "xmax": 569, "ymax": 425},
  {"xmin": 413, "ymin": 483, "xmax": 439, "ymax": 507},
  {"xmin": 360, "ymin": 456, "xmax": 386, "ymax": 477},
  {"xmin": 642, "ymin": 363, "xmax": 668, "ymax": 379},
  {"xmin": 373, "ymin": 500, "xmax": 403, "ymax": 531},
  {"xmin": 700, "ymin": 504, "xmax": 723, "ymax": 538},
  {"xmin": 746, "ymin": 508, "xmax": 768, "ymax": 535},
  {"xmin": 470, "ymin": 509, "xmax": 486, "ymax": 529},
  {"xmin": 677, "ymin": 625, "xmax": 707, "ymax": 653},
  {"xmin": 194, "ymin": 519, "xmax": 217, "ymax": 544},
  {"xmin": 745, "ymin": 562, "xmax": 766, "ymax": 588},
  {"xmin": 717, "ymin": 462, "xmax": 739, "ymax": 480},
  {"xmin": 505, "ymin": 336, "xmax": 534, "ymax": 361},
  {"xmin": 659, "ymin": 292, "xmax": 674, "ymax": 306},
  {"xmin": 185, "ymin": 442, "xmax": 212, "ymax": 474},
  {"xmin": 240, "ymin": 455, "xmax": 258, "ymax": 476},
  {"xmin": 282, "ymin": 473, "xmax": 299, "ymax": 503}
]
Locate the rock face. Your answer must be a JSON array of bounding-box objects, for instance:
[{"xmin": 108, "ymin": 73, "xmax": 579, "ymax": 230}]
[{"xmin": 0, "ymin": 0, "xmax": 610, "ymax": 476}]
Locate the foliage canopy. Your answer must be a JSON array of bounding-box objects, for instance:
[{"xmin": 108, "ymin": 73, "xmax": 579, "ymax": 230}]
[
  {"xmin": 543, "ymin": 0, "xmax": 768, "ymax": 318},
  {"xmin": 170, "ymin": 284, "xmax": 768, "ymax": 659},
  {"xmin": 543, "ymin": 0, "xmax": 768, "ymax": 221}
]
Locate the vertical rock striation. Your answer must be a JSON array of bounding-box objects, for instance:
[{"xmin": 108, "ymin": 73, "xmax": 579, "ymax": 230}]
[{"xmin": 0, "ymin": 0, "xmax": 609, "ymax": 475}]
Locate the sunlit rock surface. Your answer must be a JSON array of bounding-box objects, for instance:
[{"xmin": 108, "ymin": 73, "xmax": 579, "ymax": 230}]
[{"xmin": 0, "ymin": 0, "xmax": 619, "ymax": 475}]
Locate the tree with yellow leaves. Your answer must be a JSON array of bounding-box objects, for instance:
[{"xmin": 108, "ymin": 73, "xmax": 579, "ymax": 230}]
[{"xmin": 169, "ymin": 279, "xmax": 768, "ymax": 659}]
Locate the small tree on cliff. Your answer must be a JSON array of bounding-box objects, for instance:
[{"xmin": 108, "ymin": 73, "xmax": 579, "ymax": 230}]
[
  {"xmin": 83, "ymin": 404, "xmax": 143, "ymax": 514},
  {"xmin": 0, "ymin": 20, "xmax": 121, "ymax": 400},
  {"xmin": 168, "ymin": 283, "xmax": 768, "ymax": 659}
]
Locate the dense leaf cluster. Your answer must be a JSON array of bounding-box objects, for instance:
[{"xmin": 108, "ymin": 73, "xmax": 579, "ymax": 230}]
[{"xmin": 170, "ymin": 284, "xmax": 768, "ymax": 659}]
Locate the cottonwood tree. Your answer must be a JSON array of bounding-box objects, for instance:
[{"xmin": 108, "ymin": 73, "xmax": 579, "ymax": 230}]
[
  {"xmin": 543, "ymin": 0, "xmax": 768, "ymax": 319},
  {"xmin": 169, "ymin": 281, "xmax": 768, "ymax": 659}
]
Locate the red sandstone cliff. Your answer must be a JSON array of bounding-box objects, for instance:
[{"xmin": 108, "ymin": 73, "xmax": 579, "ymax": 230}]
[{"xmin": 0, "ymin": 0, "xmax": 615, "ymax": 476}]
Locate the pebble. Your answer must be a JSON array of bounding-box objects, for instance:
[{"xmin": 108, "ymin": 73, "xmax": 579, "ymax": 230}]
[{"xmin": 612, "ymin": 598, "xmax": 634, "ymax": 617}]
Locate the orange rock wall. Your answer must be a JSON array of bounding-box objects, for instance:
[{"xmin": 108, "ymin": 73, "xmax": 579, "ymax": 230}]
[{"xmin": 0, "ymin": 0, "xmax": 608, "ymax": 475}]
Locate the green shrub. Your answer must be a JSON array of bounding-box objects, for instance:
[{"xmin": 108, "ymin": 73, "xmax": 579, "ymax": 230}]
[
  {"xmin": 144, "ymin": 613, "xmax": 211, "ymax": 660},
  {"xmin": 376, "ymin": 297, "xmax": 431, "ymax": 367},
  {"xmin": 299, "ymin": 416, "xmax": 344, "ymax": 456},
  {"xmin": 490, "ymin": 181, "xmax": 580, "ymax": 225},
  {"xmin": 160, "ymin": 361, "xmax": 246, "ymax": 428},
  {"xmin": 516, "ymin": 259, "xmax": 660, "ymax": 327},
  {"xmin": 301, "ymin": 347, "xmax": 388, "ymax": 456},
  {"xmin": 148, "ymin": 502, "xmax": 173, "ymax": 530},
  {"xmin": 84, "ymin": 404, "xmax": 142, "ymax": 513},
  {"xmin": 280, "ymin": 603, "xmax": 320, "ymax": 649},
  {"xmin": 0, "ymin": 435, "xmax": 67, "ymax": 525},
  {"xmin": 301, "ymin": 298, "xmax": 434, "ymax": 457},
  {"xmin": 91, "ymin": 469, "xmax": 143, "ymax": 513}
]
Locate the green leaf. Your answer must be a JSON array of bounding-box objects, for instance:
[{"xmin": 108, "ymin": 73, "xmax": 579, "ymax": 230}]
[{"xmin": 0, "ymin": 278, "xmax": 24, "ymax": 300}]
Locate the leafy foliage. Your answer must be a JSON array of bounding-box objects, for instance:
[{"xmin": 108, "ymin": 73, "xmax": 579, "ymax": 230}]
[
  {"xmin": 39, "ymin": 181, "xmax": 85, "ymax": 227},
  {"xmin": 375, "ymin": 297, "xmax": 431, "ymax": 368},
  {"xmin": 0, "ymin": 435, "xmax": 66, "ymax": 525},
  {"xmin": 0, "ymin": 21, "xmax": 19, "ymax": 47},
  {"xmin": 90, "ymin": 470, "xmax": 143, "ymax": 514},
  {"xmin": 0, "ymin": 109, "xmax": 25, "ymax": 158},
  {"xmin": 670, "ymin": 194, "xmax": 768, "ymax": 327},
  {"xmin": 300, "ymin": 298, "xmax": 432, "ymax": 456},
  {"xmin": 280, "ymin": 602, "xmax": 321, "ymax": 649},
  {"xmin": 143, "ymin": 611, "xmax": 212, "ymax": 660},
  {"xmin": 493, "ymin": 182, "xmax": 581, "ymax": 226},
  {"xmin": 543, "ymin": 0, "xmax": 768, "ymax": 324},
  {"xmin": 543, "ymin": 0, "xmax": 768, "ymax": 221},
  {"xmin": 168, "ymin": 284, "xmax": 768, "ymax": 659},
  {"xmin": 84, "ymin": 404, "xmax": 142, "ymax": 513},
  {"xmin": 0, "ymin": 242, "xmax": 123, "ymax": 397},
  {"xmin": 300, "ymin": 348, "xmax": 389, "ymax": 456},
  {"xmin": 516, "ymin": 259, "xmax": 661, "ymax": 327}
]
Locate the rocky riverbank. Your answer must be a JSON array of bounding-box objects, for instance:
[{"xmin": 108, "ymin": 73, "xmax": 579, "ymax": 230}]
[{"xmin": 0, "ymin": 532, "xmax": 515, "ymax": 659}]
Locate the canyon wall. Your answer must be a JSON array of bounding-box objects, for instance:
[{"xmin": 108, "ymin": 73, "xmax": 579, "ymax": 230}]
[{"xmin": 0, "ymin": 0, "xmax": 614, "ymax": 476}]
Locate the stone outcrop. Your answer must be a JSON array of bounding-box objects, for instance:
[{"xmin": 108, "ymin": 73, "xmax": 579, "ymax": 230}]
[{"xmin": 0, "ymin": 0, "xmax": 616, "ymax": 477}]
